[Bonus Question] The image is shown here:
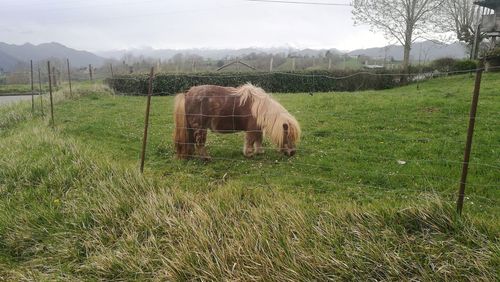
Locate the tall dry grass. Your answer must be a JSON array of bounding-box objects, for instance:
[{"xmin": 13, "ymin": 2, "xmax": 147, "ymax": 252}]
[{"xmin": 0, "ymin": 125, "xmax": 498, "ymax": 280}]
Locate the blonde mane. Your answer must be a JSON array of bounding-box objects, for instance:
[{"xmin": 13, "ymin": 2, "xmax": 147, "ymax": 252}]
[{"xmin": 235, "ymin": 83, "xmax": 301, "ymax": 147}]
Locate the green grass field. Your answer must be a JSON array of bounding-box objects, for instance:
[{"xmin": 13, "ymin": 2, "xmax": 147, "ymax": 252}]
[
  {"xmin": 0, "ymin": 75, "xmax": 499, "ymax": 280},
  {"xmin": 0, "ymin": 84, "xmax": 34, "ymax": 94},
  {"xmin": 0, "ymin": 83, "xmax": 54, "ymax": 95}
]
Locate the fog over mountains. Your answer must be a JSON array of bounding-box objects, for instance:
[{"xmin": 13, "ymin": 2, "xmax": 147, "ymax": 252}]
[
  {"xmin": 348, "ymin": 41, "xmax": 468, "ymax": 61},
  {"xmin": 96, "ymin": 41, "xmax": 467, "ymax": 61},
  {"xmin": 95, "ymin": 47, "xmax": 345, "ymax": 61},
  {"xmin": 1, "ymin": 41, "xmax": 468, "ymax": 72}
]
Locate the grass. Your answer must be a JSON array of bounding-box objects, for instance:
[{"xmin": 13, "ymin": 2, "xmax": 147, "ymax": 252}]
[
  {"xmin": 0, "ymin": 75, "xmax": 499, "ymax": 280},
  {"xmin": 0, "ymin": 84, "xmax": 34, "ymax": 95},
  {"xmin": 0, "ymin": 81, "xmax": 83, "ymax": 95},
  {"xmin": 55, "ymin": 74, "xmax": 499, "ymax": 221}
]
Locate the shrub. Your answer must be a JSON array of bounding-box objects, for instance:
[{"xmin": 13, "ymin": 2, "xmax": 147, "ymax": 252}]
[
  {"xmin": 431, "ymin": 58, "xmax": 478, "ymax": 73},
  {"xmin": 485, "ymin": 47, "xmax": 500, "ymax": 58},
  {"xmin": 431, "ymin": 57, "xmax": 457, "ymax": 72},
  {"xmin": 453, "ymin": 60, "xmax": 478, "ymax": 72},
  {"xmin": 106, "ymin": 70, "xmax": 400, "ymax": 95},
  {"xmin": 485, "ymin": 47, "xmax": 500, "ymax": 72}
]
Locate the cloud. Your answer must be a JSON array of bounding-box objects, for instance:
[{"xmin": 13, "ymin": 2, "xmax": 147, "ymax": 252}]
[{"xmin": 0, "ymin": 0, "xmax": 389, "ymax": 51}]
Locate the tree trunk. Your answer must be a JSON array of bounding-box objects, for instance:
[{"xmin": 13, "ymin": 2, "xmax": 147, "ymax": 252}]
[{"xmin": 403, "ymin": 37, "xmax": 412, "ymax": 73}]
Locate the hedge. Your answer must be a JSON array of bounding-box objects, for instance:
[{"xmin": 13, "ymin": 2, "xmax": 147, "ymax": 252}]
[
  {"xmin": 105, "ymin": 70, "xmax": 403, "ymax": 95},
  {"xmin": 431, "ymin": 58, "xmax": 478, "ymax": 73}
]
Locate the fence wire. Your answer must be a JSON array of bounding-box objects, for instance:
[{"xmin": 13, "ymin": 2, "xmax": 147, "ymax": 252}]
[{"xmin": 4, "ymin": 65, "xmax": 498, "ymax": 213}]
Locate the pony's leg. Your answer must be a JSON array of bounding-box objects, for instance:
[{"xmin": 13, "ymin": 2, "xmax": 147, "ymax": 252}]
[
  {"xmin": 194, "ymin": 129, "xmax": 210, "ymax": 161},
  {"xmin": 243, "ymin": 132, "xmax": 256, "ymax": 157},
  {"xmin": 253, "ymin": 131, "xmax": 264, "ymax": 154},
  {"xmin": 186, "ymin": 128, "xmax": 195, "ymax": 158}
]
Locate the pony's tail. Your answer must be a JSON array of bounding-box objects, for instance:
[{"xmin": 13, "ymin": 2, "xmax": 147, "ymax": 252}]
[{"xmin": 173, "ymin": 93, "xmax": 194, "ymax": 159}]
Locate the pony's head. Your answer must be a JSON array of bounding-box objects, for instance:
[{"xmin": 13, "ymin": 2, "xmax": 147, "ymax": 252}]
[
  {"xmin": 236, "ymin": 83, "xmax": 301, "ymax": 157},
  {"xmin": 280, "ymin": 121, "xmax": 300, "ymax": 156}
]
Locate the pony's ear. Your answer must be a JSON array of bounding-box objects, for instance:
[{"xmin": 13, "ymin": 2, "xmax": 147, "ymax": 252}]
[{"xmin": 283, "ymin": 123, "xmax": 289, "ymax": 131}]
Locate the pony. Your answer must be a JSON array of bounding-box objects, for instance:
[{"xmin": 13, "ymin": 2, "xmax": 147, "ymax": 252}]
[{"xmin": 173, "ymin": 83, "xmax": 301, "ymax": 160}]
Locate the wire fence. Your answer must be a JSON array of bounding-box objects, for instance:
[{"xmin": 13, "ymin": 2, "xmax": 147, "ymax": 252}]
[{"xmin": 2, "ymin": 61, "xmax": 499, "ymax": 216}]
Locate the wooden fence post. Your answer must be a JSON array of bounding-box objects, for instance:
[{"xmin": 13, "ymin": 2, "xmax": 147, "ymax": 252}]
[
  {"xmin": 457, "ymin": 65, "xmax": 484, "ymax": 215},
  {"xmin": 47, "ymin": 61, "xmax": 55, "ymax": 127},
  {"xmin": 52, "ymin": 66, "xmax": 57, "ymax": 88},
  {"xmin": 38, "ymin": 67, "xmax": 44, "ymax": 116},
  {"xmin": 67, "ymin": 59, "xmax": 73, "ymax": 97},
  {"xmin": 89, "ymin": 64, "xmax": 93, "ymax": 81},
  {"xmin": 30, "ymin": 60, "xmax": 34, "ymax": 113},
  {"xmin": 140, "ymin": 67, "xmax": 155, "ymax": 173}
]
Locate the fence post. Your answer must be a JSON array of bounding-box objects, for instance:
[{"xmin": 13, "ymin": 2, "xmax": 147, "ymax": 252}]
[
  {"xmin": 30, "ymin": 60, "xmax": 34, "ymax": 113},
  {"xmin": 89, "ymin": 64, "xmax": 93, "ymax": 81},
  {"xmin": 110, "ymin": 63, "xmax": 114, "ymax": 78},
  {"xmin": 140, "ymin": 67, "xmax": 155, "ymax": 173},
  {"xmin": 52, "ymin": 66, "xmax": 57, "ymax": 88},
  {"xmin": 37, "ymin": 67, "xmax": 44, "ymax": 116},
  {"xmin": 456, "ymin": 65, "xmax": 484, "ymax": 215},
  {"xmin": 47, "ymin": 61, "xmax": 55, "ymax": 127},
  {"xmin": 67, "ymin": 59, "xmax": 73, "ymax": 97}
]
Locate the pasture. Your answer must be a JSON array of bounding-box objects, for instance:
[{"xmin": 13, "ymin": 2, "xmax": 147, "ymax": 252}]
[
  {"xmin": 0, "ymin": 74, "xmax": 499, "ymax": 280},
  {"xmin": 0, "ymin": 84, "xmax": 33, "ymax": 94}
]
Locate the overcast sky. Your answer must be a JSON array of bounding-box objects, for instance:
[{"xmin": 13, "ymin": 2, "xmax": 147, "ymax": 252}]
[{"xmin": 1, "ymin": 0, "xmax": 390, "ymax": 52}]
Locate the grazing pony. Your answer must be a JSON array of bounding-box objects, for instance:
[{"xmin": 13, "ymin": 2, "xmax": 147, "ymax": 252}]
[{"xmin": 173, "ymin": 83, "xmax": 301, "ymax": 160}]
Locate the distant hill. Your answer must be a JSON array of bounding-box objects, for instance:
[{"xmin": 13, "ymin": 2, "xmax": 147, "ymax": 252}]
[
  {"xmin": 0, "ymin": 42, "xmax": 105, "ymax": 71},
  {"xmin": 98, "ymin": 42, "xmax": 467, "ymax": 63},
  {"xmin": 0, "ymin": 41, "xmax": 469, "ymax": 73},
  {"xmin": 97, "ymin": 47, "xmax": 344, "ymax": 60},
  {"xmin": 0, "ymin": 50, "xmax": 23, "ymax": 72},
  {"xmin": 348, "ymin": 41, "xmax": 468, "ymax": 62}
]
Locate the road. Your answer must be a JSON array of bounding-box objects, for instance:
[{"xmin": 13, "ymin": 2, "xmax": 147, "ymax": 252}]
[{"xmin": 0, "ymin": 95, "xmax": 33, "ymax": 106}]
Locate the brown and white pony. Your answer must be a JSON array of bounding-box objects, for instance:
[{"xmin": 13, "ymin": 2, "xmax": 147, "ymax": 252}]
[{"xmin": 173, "ymin": 83, "xmax": 301, "ymax": 160}]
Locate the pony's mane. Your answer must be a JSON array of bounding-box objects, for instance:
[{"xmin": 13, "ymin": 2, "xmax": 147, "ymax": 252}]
[{"xmin": 234, "ymin": 83, "xmax": 300, "ymax": 147}]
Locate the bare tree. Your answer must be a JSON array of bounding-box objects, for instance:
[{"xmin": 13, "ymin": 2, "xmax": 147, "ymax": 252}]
[
  {"xmin": 443, "ymin": 0, "xmax": 482, "ymax": 54},
  {"xmin": 352, "ymin": 0, "xmax": 445, "ymax": 72}
]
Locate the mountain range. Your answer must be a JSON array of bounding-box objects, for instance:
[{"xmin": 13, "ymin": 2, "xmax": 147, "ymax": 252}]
[
  {"xmin": 348, "ymin": 41, "xmax": 467, "ymax": 61},
  {"xmin": 95, "ymin": 47, "xmax": 345, "ymax": 61},
  {"xmin": 97, "ymin": 41, "xmax": 467, "ymax": 62},
  {"xmin": 0, "ymin": 42, "xmax": 105, "ymax": 71},
  {"xmin": 0, "ymin": 41, "xmax": 468, "ymax": 72}
]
